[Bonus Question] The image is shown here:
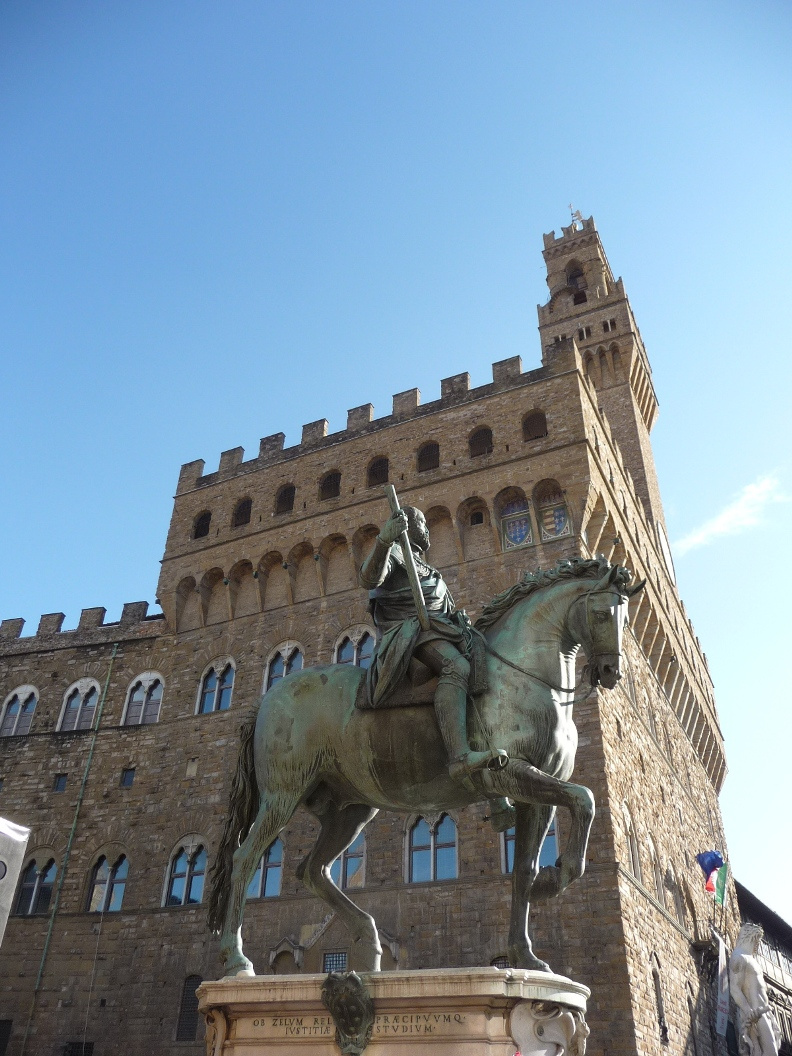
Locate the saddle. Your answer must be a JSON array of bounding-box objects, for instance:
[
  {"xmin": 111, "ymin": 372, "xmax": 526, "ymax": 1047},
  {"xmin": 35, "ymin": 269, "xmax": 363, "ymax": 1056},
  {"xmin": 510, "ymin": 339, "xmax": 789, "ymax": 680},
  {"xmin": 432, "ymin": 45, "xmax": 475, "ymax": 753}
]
[{"xmin": 354, "ymin": 659, "xmax": 438, "ymax": 710}]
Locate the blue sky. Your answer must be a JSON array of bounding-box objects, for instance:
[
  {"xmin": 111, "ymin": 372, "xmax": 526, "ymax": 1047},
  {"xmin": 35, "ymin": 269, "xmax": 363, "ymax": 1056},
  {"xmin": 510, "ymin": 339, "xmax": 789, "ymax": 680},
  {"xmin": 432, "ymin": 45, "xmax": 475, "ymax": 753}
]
[{"xmin": 1, "ymin": 2, "xmax": 791, "ymax": 924}]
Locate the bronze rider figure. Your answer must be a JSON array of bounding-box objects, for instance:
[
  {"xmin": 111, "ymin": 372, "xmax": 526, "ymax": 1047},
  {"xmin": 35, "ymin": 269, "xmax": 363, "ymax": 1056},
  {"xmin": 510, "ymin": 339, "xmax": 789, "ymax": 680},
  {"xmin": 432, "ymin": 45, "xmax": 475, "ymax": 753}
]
[{"xmin": 360, "ymin": 504, "xmax": 508, "ymax": 784}]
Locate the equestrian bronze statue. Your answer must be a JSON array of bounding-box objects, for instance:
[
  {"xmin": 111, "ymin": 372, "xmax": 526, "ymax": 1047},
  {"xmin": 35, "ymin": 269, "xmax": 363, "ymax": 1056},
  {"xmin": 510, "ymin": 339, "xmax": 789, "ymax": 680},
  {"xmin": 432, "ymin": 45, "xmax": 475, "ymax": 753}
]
[{"xmin": 208, "ymin": 491, "xmax": 643, "ymax": 978}]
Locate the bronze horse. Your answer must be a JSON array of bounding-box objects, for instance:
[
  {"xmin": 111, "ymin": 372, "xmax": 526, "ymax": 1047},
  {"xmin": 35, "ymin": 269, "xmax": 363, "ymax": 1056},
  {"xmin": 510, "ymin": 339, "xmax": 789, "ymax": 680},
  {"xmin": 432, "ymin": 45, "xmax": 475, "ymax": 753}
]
[{"xmin": 208, "ymin": 557, "xmax": 642, "ymax": 977}]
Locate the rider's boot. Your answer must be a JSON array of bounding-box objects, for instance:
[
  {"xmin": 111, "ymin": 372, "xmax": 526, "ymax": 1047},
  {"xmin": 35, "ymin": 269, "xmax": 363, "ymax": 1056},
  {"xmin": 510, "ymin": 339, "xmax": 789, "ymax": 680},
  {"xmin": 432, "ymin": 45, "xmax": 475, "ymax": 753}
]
[
  {"xmin": 488, "ymin": 799, "xmax": 516, "ymax": 832},
  {"xmin": 435, "ymin": 682, "xmax": 508, "ymax": 784}
]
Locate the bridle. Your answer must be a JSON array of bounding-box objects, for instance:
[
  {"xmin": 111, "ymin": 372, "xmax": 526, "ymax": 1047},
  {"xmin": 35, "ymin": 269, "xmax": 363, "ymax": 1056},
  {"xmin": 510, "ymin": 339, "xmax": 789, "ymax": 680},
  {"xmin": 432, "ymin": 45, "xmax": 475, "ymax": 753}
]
[{"xmin": 480, "ymin": 586, "xmax": 626, "ymax": 705}]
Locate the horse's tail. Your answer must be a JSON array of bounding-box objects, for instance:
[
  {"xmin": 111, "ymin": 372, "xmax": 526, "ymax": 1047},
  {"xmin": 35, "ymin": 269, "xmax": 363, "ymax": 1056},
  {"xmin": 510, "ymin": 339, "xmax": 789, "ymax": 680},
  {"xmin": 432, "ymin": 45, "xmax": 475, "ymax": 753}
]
[{"xmin": 207, "ymin": 704, "xmax": 260, "ymax": 933}]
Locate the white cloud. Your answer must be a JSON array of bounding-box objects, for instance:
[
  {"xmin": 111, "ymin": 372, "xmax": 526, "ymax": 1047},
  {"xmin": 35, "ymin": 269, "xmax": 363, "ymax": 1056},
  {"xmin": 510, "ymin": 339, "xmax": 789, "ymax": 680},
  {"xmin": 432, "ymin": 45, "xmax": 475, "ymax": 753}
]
[{"xmin": 674, "ymin": 474, "xmax": 788, "ymax": 556}]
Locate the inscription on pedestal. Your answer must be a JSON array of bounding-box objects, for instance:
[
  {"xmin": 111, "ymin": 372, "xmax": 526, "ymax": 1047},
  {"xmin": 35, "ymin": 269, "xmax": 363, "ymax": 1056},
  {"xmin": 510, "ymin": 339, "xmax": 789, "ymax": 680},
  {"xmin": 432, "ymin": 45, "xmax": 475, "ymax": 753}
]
[{"xmin": 248, "ymin": 1010, "xmax": 467, "ymax": 1039}]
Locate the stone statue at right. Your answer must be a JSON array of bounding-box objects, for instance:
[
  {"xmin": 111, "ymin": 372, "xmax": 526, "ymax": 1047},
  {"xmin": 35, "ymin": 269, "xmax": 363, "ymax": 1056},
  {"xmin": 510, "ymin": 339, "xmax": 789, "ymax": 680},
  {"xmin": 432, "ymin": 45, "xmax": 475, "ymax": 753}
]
[{"xmin": 730, "ymin": 923, "xmax": 782, "ymax": 1056}]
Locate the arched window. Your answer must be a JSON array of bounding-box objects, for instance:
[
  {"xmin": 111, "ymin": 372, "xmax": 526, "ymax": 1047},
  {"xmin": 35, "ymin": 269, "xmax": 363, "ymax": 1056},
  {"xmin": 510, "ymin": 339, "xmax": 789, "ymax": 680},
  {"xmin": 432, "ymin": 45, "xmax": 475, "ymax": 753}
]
[
  {"xmin": 247, "ymin": 838, "xmax": 283, "ymax": 899},
  {"xmin": 491, "ymin": 956, "xmax": 511, "ymax": 969},
  {"xmin": 233, "ymin": 498, "xmax": 252, "ymax": 527},
  {"xmin": 469, "ymin": 427, "xmax": 493, "ymax": 458},
  {"xmin": 499, "ymin": 497, "xmax": 533, "ymax": 551},
  {"xmin": 1, "ymin": 688, "xmax": 37, "ymax": 737},
  {"xmin": 533, "ymin": 479, "xmax": 571, "ymax": 541},
  {"xmin": 367, "ymin": 457, "xmax": 389, "ymax": 488},
  {"xmin": 266, "ymin": 647, "xmax": 303, "ymax": 690},
  {"xmin": 335, "ymin": 632, "xmax": 374, "ymax": 670},
  {"xmin": 275, "ymin": 484, "xmax": 296, "ymax": 515},
  {"xmin": 15, "ymin": 858, "xmax": 57, "ymax": 915},
  {"xmin": 417, "ymin": 442, "xmax": 440, "ymax": 473},
  {"xmin": 176, "ymin": 975, "xmax": 202, "ymax": 1042},
  {"xmin": 330, "ymin": 832, "xmax": 365, "ymax": 890},
  {"xmin": 649, "ymin": 840, "xmax": 666, "ymax": 909},
  {"xmin": 193, "ymin": 511, "xmax": 211, "ymax": 539},
  {"xmin": 667, "ymin": 864, "xmax": 685, "ymax": 925},
  {"xmin": 522, "ymin": 411, "xmax": 548, "ymax": 442},
  {"xmin": 624, "ymin": 808, "xmax": 642, "ymax": 882},
  {"xmin": 409, "ymin": 815, "xmax": 457, "ymax": 882},
  {"xmin": 650, "ymin": 954, "xmax": 670, "ymax": 1045},
  {"xmin": 123, "ymin": 674, "xmax": 163, "ymax": 726},
  {"xmin": 197, "ymin": 663, "xmax": 234, "ymax": 714},
  {"xmin": 567, "ymin": 264, "xmax": 587, "ymax": 304},
  {"xmin": 59, "ymin": 680, "xmax": 100, "ymax": 732},
  {"xmin": 319, "ymin": 471, "xmax": 341, "ymax": 500},
  {"xmin": 87, "ymin": 855, "xmax": 128, "ymax": 912},
  {"xmin": 502, "ymin": 818, "xmax": 558, "ymax": 874},
  {"xmin": 166, "ymin": 845, "xmax": 207, "ymax": 906}
]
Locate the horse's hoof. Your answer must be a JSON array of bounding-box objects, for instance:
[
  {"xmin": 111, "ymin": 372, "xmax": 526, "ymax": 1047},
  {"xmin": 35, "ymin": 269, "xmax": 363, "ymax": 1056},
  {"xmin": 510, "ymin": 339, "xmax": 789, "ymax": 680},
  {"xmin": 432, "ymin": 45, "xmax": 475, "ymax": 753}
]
[
  {"xmin": 510, "ymin": 950, "xmax": 552, "ymax": 973},
  {"xmin": 222, "ymin": 959, "xmax": 255, "ymax": 979}
]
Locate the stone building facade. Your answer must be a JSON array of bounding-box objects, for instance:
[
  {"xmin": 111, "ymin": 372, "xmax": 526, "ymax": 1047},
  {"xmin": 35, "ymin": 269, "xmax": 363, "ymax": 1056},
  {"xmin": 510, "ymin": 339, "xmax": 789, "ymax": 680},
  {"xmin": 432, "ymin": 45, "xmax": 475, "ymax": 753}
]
[{"xmin": 0, "ymin": 218, "xmax": 737, "ymax": 1056}]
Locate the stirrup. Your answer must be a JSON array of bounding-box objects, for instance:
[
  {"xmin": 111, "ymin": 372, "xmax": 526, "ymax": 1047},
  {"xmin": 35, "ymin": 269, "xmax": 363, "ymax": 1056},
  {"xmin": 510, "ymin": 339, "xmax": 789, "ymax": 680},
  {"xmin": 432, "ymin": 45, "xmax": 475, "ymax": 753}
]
[{"xmin": 449, "ymin": 748, "xmax": 508, "ymax": 783}]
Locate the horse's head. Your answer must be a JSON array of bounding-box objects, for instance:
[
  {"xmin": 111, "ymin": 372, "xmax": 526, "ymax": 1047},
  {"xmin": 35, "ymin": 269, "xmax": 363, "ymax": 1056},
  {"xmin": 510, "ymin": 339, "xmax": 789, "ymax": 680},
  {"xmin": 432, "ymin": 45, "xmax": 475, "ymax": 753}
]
[{"xmin": 571, "ymin": 565, "xmax": 644, "ymax": 690}]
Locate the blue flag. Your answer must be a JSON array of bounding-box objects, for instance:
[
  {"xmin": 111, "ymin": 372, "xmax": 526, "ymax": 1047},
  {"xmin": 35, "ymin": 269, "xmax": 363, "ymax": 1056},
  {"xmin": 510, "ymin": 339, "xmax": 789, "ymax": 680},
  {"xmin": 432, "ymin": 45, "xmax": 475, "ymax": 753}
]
[{"xmin": 696, "ymin": 850, "xmax": 724, "ymax": 878}]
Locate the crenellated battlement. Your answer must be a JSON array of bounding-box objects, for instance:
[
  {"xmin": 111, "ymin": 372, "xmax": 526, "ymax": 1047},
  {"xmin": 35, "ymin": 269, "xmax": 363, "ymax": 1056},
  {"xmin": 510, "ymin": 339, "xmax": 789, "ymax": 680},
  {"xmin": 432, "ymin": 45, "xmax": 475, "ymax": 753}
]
[
  {"xmin": 0, "ymin": 601, "xmax": 165, "ymax": 652},
  {"xmin": 176, "ymin": 355, "xmax": 547, "ymax": 494}
]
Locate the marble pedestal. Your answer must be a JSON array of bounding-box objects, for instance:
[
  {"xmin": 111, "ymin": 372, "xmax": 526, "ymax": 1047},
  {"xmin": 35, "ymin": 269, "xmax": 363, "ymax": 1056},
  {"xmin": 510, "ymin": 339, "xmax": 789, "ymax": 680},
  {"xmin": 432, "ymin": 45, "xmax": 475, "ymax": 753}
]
[{"xmin": 197, "ymin": 967, "xmax": 589, "ymax": 1056}]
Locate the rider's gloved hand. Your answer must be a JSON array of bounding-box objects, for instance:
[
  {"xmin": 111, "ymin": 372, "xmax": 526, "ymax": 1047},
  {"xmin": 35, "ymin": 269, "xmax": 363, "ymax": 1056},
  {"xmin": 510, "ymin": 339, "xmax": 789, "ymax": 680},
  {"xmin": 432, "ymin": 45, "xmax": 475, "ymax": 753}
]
[{"xmin": 380, "ymin": 510, "xmax": 409, "ymax": 545}]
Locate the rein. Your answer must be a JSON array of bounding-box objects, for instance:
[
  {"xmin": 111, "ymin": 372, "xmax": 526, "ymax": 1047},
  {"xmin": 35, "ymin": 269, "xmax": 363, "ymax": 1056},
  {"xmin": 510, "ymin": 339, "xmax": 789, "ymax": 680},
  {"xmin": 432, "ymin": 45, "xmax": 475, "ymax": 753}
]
[
  {"xmin": 479, "ymin": 586, "xmax": 624, "ymax": 706},
  {"xmin": 481, "ymin": 638, "xmax": 593, "ymax": 704}
]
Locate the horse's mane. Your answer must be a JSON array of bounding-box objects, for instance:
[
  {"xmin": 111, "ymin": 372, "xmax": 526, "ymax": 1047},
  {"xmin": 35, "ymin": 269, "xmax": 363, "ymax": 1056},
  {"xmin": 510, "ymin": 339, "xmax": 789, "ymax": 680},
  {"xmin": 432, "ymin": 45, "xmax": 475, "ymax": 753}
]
[{"xmin": 475, "ymin": 556, "xmax": 633, "ymax": 632}]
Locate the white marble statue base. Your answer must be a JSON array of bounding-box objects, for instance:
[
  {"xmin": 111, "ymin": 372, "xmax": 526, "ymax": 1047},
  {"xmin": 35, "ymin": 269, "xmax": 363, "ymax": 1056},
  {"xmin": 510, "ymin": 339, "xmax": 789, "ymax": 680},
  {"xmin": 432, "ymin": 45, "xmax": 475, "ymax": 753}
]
[{"xmin": 197, "ymin": 967, "xmax": 590, "ymax": 1055}]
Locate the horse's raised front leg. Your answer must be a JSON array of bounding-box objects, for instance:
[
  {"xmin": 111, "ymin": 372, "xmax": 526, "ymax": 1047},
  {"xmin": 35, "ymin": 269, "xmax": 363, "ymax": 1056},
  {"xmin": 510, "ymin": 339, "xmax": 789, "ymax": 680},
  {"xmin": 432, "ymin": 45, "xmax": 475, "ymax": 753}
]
[
  {"xmin": 482, "ymin": 758, "xmax": 595, "ymax": 894},
  {"xmin": 297, "ymin": 801, "xmax": 381, "ymax": 971},
  {"xmin": 508, "ymin": 803, "xmax": 554, "ymax": 971},
  {"xmin": 220, "ymin": 792, "xmax": 300, "ymax": 978}
]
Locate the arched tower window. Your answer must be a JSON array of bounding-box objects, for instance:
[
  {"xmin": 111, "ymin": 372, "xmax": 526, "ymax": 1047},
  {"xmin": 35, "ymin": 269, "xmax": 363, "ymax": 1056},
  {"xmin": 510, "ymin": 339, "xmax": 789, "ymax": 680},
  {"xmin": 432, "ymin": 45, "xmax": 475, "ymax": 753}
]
[
  {"xmin": 197, "ymin": 663, "xmax": 235, "ymax": 714},
  {"xmin": 123, "ymin": 674, "xmax": 163, "ymax": 726},
  {"xmin": 330, "ymin": 832, "xmax": 365, "ymax": 889},
  {"xmin": 417, "ymin": 442, "xmax": 440, "ymax": 472},
  {"xmin": 233, "ymin": 498, "xmax": 252, "ymax": 527},
  {"xmin": 566, "ymin": 262, "xmax": 587, "ymax": 304},
  {"xmin": 624, "ymin": 808, "xmax": 642, "ymax": 882},
  {"xmin": 319, "ymin": 471, "xmax": 341, "ymax": 500},
  {"xmin": 409, "ymin": 815, "xmax": 457, "ymax": 882},
  {"xmin": 367, "ymin": 457, "xmax": 389, "ymax": 488},
  {"xmin": 266, "ymin": 646, "xmax": 303, "ymax": 690},
  {"xmin": 533, "ymin": 479, "xmax": 571, "ymax": 541},
  {"xmin": 59, "ymin": 680, "xmax": 100, "ymax": 732},
  {"xmin": 193, "ymin": 511, "xmax": 211, "ymax": 539},
  {"xmin": 335, "ymin": 633, "xmax": 374, "ymax": 669},
  {"xmin": 650, "ymin": 954, "xmax": 670, "ymax": 1045},
  {"xmin": 1, "ymin": 688, "xmax": 37, "ymax": 737},
  {"xmin": 166, "ymin": 844, "xmax": 207, "ymax": 906},
  {"xmin": 15, "ymin": 858, "xmax": 57, "ymax": 915},
  {"xmin": 275, "ymin": 484, "xmax": 296, "ymax": 514},
  {"xmin": 522, "ymin": 411, "xmax": 548, "ymax": 442},
  {"xmin": 468, "ymin": 427, "xmax": 493, "ymax": 458},
  {"xmin": 247, "ymin": 838, "xmax": 283, "ymax": 899},
  {"xmin": 649, "ymin": 839, "xmax": 666, "ymax": 908},
  {"xmin": 87, "ymin": 855, "xmax": 128, "ymax": 912}
]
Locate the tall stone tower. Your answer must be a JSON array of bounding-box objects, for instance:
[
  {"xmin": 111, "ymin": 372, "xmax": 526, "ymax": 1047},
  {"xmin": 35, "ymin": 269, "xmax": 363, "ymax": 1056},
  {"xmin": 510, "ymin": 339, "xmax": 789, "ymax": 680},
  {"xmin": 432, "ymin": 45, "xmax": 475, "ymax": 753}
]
[
  {"xmin": 0, "ymin": 219, "xmax": 733, "ymax": 1056},
  {"xmin": 538, "ymin": 218, "xmax": 667, "ymax": 539}
]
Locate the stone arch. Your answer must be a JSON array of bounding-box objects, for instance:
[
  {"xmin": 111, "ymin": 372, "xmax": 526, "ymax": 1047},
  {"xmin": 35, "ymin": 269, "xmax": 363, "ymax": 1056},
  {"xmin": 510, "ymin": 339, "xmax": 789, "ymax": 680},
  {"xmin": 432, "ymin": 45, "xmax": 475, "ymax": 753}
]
[
  {"xmin": 228, "ymin": 560, "xmax": 260, "ymax": 619},
  {"xmin": 319, "ymin": 534, "xmax": 355, "ymax": 595},
  {"xmin": 351, "ymin": 524, "xmax": 380, "ymax": 572},
  {"xmin": 259, "ymin": 551, "xmax": 291, "ymax": 609},
  {"xmin": 288, "ymin": 541, "xmax": 320, "ymax": 602},
  {"xmin": 175, "ymin": 576, "xmax": 201, "ymax": 632},
  {"xmin": 457, "ymin": 497, "xmax": 494, "ymax": 561},
  {"xmin": 424, "ymin": 506, "xmax": 459, "ymax": 568},
  {"xmin": 493, "ymin": 486, "xmax": 533, "ymax": 552},
  {"xmin": 522, "ymin": 409, "xmax": 548, "ymax": 442},
  {"xmin": 200, "ymin": 567, "xmax": 227, "ymax": 625},
  {"xmin": 609, "ymin": 342, "xmax": 624, "ymax": 379}
]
